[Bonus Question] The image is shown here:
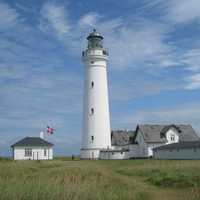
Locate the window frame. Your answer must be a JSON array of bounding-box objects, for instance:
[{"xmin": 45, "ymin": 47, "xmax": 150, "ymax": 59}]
[
  {"xmin": 170, "ymin": 134, "xmax": 175, "ymax": 141},
  {"xmin": 91, "ymin": 81, "xmax": 94, "ymax": 88},
  {"xmin": 25, "ymin": 148, "xmax": 32, "ymax": 157},
  {"xmin": 44, "ymin": 148, "xmax": 47, "ymax": 156}
]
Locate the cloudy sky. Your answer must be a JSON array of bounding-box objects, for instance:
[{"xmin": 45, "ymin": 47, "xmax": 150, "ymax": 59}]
[{"xmin": 1, "ymin": 0, "xmax": 200, "ymax": 156}]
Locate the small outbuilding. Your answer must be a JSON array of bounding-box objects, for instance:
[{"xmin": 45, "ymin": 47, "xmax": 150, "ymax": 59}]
[
  {"xmin": 153, "ymin": 141, "xmax": 200, "ymax": 160},
  {"xmin": 11, "ymin": 137, "xmax": 54, "ymax": 160}
]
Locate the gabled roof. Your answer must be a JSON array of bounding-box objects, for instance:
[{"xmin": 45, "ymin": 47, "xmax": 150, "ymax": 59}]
[
  {"xmin": 136, "ymin": 124, "xmax": 199, "ymax": 144},
  {"xmin": 11, "ymin": 137, "xmax": 54, "ymax": 147},
  {"xmin": 153, "ymin": 141, "xmax": 200, "ymax": 151},
  {"xmin": 111, "ymin": 130, "xmax": 136, "ymax": 146},
  {"xmin": 136, "ymin": 125, "xmax": 167, "ymax": 143}
]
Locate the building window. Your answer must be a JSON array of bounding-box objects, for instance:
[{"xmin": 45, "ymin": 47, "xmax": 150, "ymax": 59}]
[
  {"xmin": 171, "ymin": 134, "xmax": 175, "ymax": 141},
  {"xmin": 44, "ymin": 148, "xmax": 47, "ymax": 156},
  {"xmin": 91, "ymin": 136, "xmax": 94, "ymax": 142},
  {"xmin": 103, "ymin": 50, "xmax": 108, "ymax": 56},
  {"xmin": 25, "ymin": 148, "xmax": 32, "ymax": 157},
  {"xmin": 91, "ymin": 108, "xmax": 94, "ymax": 115},
  {"xmin": 121, "ymin": 152, "xmax": 123, "ymax": 155},
  {"xmin": 194, "ymin": 148, "xmax": 197, "ymax": 152},
  {"xmin": 90, "ymin": 61, "xmax": 94, "ymax": 64},
  {"xmin": 91, "ymin": 81, "xmax": 94, "ymax": 88}
]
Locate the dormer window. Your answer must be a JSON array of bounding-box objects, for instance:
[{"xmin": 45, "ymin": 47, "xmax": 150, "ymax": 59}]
[{"xmin": 171, "ymin": 134, "xmax": 175, "ymax": 141}]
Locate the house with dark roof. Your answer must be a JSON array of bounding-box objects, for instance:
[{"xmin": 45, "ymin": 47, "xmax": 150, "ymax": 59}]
[
  {"xmin": 153, "ymin": 141, "xmax": 200, "ymax": 159},
  {"xmin": 130, "ymin": 124, "xmax": 199, "ymax": 158},
  {"xmin": 99, "ymin": 130, "xmax": 135, "ymax": 159},
  {"xmin": 11, "ymin": 137, "xmax": 54, "ymax": 160},
  {"xmin": 103, "ymin": 124, "xmax": 199, "ymax": 159}
]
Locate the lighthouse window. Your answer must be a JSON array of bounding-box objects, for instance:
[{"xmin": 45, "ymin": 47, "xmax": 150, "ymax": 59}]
[
  {"xmin": 91, "ymin": 136, "xmax": 94, "ymax": 142},
  {"xmin": 91, "ymin": 108, "xmax": 94, "ymax": 115},
  {"xmin": 103, "ymin": 50, "xmax": 108, "ymax": 55},
  {"xmin": 91, "ymin": 81, "xmax": 94, "ymax": 88}
]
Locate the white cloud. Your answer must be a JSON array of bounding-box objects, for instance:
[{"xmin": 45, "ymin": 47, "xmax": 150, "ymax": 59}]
[
  {"xmin": 40, "ymin": 5, "xmax": 177, "ymax": 70},
  {"xmin": 166, "ymin": 0, "xmax": 200, "ymax": 24},
  {"xmin": 118, "ymin": 102, "xmax": 200, "ymax": 133},
  {"xmin": 142, "ymin": 0, "xmax": 200, "ymax": 24},
  {"xmin": 103, "ymin": 21, "xmax": 175, "ymax": 69},
  {"xmin": 182, "ymin": 49, "xmax": 200, "ymax": 72},
  {"xmin": 0, "ymin": 2, "xmax": 19, "ymax": 30},
  {"xmin": 39, "ymin": 2, "xmax": 70, "ymax": 38},
  {"xmin": 79, "ymin": 12, "xmax": 100, "ymax": 28},
  {"xmin": 185, "ymin": 74, "xmax": 200, "ymax": 90}
]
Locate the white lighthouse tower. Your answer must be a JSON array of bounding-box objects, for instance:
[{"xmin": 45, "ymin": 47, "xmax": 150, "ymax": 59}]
[{"xmin": 81, "ymin": 29, "xmax": 111, "ymax": 159}]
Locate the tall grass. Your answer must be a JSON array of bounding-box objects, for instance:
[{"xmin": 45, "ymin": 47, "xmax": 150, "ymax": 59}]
[{"xmin": 0, "ymin": 159, "xmax": 200, "ymax": 200}]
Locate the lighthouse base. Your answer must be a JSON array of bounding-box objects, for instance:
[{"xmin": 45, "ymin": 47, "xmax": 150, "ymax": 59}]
[{"xmin": 80, "ymin": 148, "xmax": 102, "ymax": 159}]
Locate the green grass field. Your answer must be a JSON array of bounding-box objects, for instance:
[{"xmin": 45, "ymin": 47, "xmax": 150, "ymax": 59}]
[{"xmin": 0, "ymin": 158, "xmax": 200, "ymax": 200}]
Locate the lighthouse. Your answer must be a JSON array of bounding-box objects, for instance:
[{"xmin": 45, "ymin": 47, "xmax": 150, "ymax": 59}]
[{"xmin": 81, "ymin": 29, "xmax": 111, "ymax": 159}]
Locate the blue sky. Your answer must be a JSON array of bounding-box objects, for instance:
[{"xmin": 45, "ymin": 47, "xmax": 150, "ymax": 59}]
[{"xmin": 1, "ymin": 0, "xmax": 200, "ymax": 156}]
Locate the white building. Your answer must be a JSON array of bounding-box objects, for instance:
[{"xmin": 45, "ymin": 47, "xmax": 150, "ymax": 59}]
[
  {"xmin": 153, "ymin": 141, "xmax": 200, "ymax": 160},
  {"xmin": 81, "ymin": 29, "xmax": 111, "ymax": 159},
  {"xmin": 106, "ymin": 124, "xmax": 200, "ymax": 159},
  {"xmin": 130, "ymin": 124, "xmax": 199, "ymax": 158},
  {"xmin": 11, "ymin": 137, "xmax": 53, "ymax": 160}
]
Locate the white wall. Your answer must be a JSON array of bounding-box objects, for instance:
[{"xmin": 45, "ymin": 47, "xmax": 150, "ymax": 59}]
[
  {"xmin": 128, "ymin": 144, "xmax": 140, "ymax": 158},
  {"xmin": 99, "ymin": 151, "xmax": 129, "ymax": 159},
  {"xmin": 81, "ymin": 48, "xmax": 111, "ymax": 159},
  {"xmin": 135, "ymin": 131, "xmax": 149, "ymax": 157},
  {"xmin": 154, "ymin": 148, "xmax": 200, "ymax": 160},
  {"xmin": 165, "ymin": 128, "xmax": 179, "ymax": 144},
  {"xmin": 147, "ymin": 143, "xmax": 165, "ymax": 157},
  {"xmin": 13, "ymin": 146, "xmax": 53, "ymax": 160},
  {"xmin": 134, "ymin": 131, "xmax": 167, "ymax": 158},
  {"xmin": 80, "ymin": 149, "xmax": 100, "ymax": 159}
]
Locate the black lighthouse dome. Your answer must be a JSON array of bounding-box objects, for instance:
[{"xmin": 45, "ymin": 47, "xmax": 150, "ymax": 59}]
[{"xmin": 87, "ymin": 29, "xmax": 103, "ymax": 49}]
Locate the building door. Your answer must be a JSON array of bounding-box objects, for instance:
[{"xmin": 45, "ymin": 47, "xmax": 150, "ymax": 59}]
[
  {"xmin": 33, "ymin": 152, "xmax": 35, "ymax": 160},
  {"xmin": 37, "ymin": 152, "xmax": 39, "ymax": 160}
]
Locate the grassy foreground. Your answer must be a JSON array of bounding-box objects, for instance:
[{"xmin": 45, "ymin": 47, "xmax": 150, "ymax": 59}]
[{"xmin": 0, "ymin": 159, "xmax": 200, "ymax": 200}]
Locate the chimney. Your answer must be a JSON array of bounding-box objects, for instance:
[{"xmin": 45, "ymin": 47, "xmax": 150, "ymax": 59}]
[{"xmin": 40, "ymin": 131, "xmax": 44, "ymax": 139}]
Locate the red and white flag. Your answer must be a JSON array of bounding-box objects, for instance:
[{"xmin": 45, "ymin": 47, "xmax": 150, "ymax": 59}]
[{"xmin": 46, "ymin": 126, "xmax": 54, "ymax": 134}]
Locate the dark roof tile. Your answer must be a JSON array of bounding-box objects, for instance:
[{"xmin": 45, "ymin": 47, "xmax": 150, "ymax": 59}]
[
  {"xmin": 137, "ymin": 124, "xmax": 199, "ymax": 143},
  {"xmin": 11, "ymin": 137, "xmax": 53, "ymax": 147}
]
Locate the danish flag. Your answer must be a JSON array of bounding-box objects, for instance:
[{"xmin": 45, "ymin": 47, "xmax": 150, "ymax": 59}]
[{"xmin": 46, "ymin": 126, "xmax": 54, "ymax": 134}]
